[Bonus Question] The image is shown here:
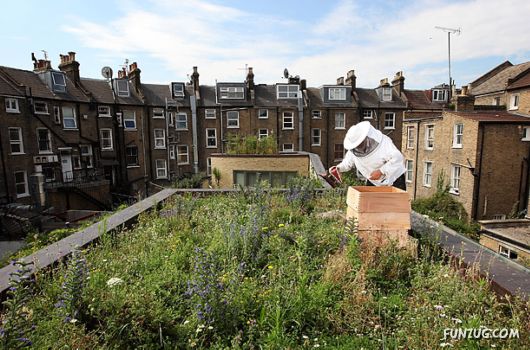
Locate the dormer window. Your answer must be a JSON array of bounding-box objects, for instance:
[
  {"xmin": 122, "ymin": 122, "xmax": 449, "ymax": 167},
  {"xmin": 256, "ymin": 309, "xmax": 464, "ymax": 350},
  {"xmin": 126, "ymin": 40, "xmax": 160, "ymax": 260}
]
[
  {"xmin": 433, "ymin": 89, "xmax": 447, "ymax": 102},
  {"xmin": 329, "ymin": 87, "xmax": 346, "ymax": 100},
  {"xmin": 51, "ymin": 72, "xmax": 67, "ymax": 93},
  {"xmin": 219, "ymin": 86, "xmax": 244, "ymax": 99},
  {"xmin": 382, "ymin": 87, "xmax": 392, "ymax": 101},
  {"xmin": 172, "ymin": 83, "xmax": 185, "ymax": 98},
  {"xmin": 277, "ymin": 85, "xmax": 299, "ymax": 99},
  {"xmin": 116, "ymin": 80, "xmax": 130, "ymax": 97}
]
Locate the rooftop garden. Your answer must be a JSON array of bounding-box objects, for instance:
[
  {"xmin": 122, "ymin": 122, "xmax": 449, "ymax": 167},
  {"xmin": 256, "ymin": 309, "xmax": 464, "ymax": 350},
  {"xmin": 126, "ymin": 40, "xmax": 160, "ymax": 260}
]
[{"xmin": 1, "ymin": 183, "xmax": 528, "ymax": 349}]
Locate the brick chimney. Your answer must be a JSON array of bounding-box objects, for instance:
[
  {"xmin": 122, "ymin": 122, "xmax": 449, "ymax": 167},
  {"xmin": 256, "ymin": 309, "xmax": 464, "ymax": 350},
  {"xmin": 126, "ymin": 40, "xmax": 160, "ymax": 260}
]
[
  {"xmin": 117, "ymin": 67, "xmax": 127, "ymax": 79},
  {"xmin": 128, "ymin": 62, "xmax": 141, "ymax": 92},
  {"xmin": 58, "ymin": 51, "xmax": 80, "ymax": 85},
  {"xmin": 336, "ymin": 77, "xmax": 344, "ymax": 86},
  {"xmin": 391, "ymin": 71, "xmax": 405, "ymax": 96},
  {"xmin": 379, "ymin": 78, "xmax": 390, "ymax": 87},
  {"xmin": 300, "ymin": 79, "xmax": 307, "ymax": 91},
  {"xmin": 451, "ymin": 85, "xmax": 475, "ymax": 112},
  {"xmin": 191, "ymin": 66, "xmax": 200, "ymax": 98},
  {"xmin": 32, "ymin": 54, "xmax": 52, "ymax": 73},
  {"xmin": 345, "ymin": 70, "xmax": 356, "ymax": 89},
  {"xmin": 245, "ymin": 67, "xmax": 254, "ymax": 90}
]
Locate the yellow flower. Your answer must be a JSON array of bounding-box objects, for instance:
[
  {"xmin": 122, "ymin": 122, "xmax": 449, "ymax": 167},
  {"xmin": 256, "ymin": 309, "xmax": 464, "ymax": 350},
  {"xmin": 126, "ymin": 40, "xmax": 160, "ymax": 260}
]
[
  {"xmin": 278, "ymin": 223, "xmax": 285, "ymax": 228},
  {"xmin": 268, "ymin": 265, "xmax": 273, "ymax": 270}
]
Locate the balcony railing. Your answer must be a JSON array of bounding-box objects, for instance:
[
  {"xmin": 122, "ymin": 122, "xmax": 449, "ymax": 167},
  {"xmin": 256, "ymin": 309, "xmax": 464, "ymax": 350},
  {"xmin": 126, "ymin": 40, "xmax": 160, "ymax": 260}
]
[{"xmin": 43, "ymin": 168, "xmax": 108, "ymax": 190}]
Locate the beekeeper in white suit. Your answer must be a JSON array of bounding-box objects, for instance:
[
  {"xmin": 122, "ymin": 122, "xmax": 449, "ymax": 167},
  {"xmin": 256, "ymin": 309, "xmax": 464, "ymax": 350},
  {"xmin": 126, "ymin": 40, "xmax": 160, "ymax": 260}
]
[{"xmin": 329, "ymin": 121, "xmax": 407, "ymax": 190}]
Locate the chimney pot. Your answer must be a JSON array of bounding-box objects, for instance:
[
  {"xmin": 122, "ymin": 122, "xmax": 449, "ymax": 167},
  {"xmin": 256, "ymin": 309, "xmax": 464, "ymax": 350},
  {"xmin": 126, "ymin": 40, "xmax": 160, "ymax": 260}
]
[
  {"xmin": 347, "ymin": 70, "xmax": 355, "ymax": 79},
  {"xmin": 68, "ymin": 52, "xmax": 76, "ymax": 61},
  {"xmin": 336, "ymin": 77, "xmax": 344, "ymax": 85}
]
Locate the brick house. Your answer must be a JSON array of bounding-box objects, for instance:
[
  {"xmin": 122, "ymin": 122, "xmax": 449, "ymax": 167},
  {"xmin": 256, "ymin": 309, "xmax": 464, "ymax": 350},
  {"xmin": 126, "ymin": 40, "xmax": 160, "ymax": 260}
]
[{"xmin": 506, "ymin": 68, "xmax": 530, "ymax": 117}]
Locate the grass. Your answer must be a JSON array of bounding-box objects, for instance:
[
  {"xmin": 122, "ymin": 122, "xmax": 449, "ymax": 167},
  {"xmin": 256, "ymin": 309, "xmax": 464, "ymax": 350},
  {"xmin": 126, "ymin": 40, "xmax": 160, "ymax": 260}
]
[{"xmin": 0, "ymin": 184, "xmax": 528, "ymax": 349}]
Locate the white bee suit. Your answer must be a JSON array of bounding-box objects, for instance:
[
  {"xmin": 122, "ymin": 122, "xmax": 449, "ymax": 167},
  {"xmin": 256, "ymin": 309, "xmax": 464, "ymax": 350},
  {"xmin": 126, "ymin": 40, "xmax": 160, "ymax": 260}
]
[{"xmin": 336, "ymin": 122, "xmax": 405, "ymax": 186}]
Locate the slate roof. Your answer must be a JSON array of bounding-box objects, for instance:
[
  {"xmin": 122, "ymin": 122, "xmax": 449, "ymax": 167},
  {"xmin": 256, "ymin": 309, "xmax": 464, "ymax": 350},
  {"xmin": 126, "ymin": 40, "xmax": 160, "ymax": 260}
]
[
  {"xmin": 198, "ymin": 85, "xmax": 217, "ymax": 107},
  {"xmin": 507, "ymin": 69, "xmax": 530, "ymax": 90},
  {"xmin": 452, "ymin": 111, "xmax": 530, "ymax": 123},
  {"xmin": 254, "ymin": 85, "xmax": 278, "ymax": 107},
  {"xmin": 80, "ymin": 78, "xmax": 143, "ymax": 105},
  {"xmin": 471, "ymin": 61, "xmax": 530, "ymax": 96},
  {"xmin": 142, "ymin": 83, "xmax": 193, "ymax": 107},
  {"xmin": 403, "ymin": 89, "xmax": 444, "ymax": 110},
  {"xmin": 0, "ymin": 72, "xmax": 24, "ymax": 96},
  {"xmin": 307, "ymin": 87, "xmax": 356, "ymax": 109},
  {"xmin": 356, "ymin": 88, "xmax": 406, "ymax": 108}
]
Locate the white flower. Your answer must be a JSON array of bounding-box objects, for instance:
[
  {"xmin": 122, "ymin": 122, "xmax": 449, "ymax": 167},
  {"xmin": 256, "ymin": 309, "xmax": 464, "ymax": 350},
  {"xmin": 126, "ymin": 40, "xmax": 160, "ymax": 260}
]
[
  {"xmin": 443, "ymin": 274, "xmax": 449, "ymax": 278},
  {"xmin": 302, "ymin": 335, "xmax": 309, "ymax": 339},
  {"xmin": 69, "ymin": 318, "xmax": 78, "ymax": 324},
  {"xmin": 106, "ymin": 277, "xmax": 124, "ymax": 287},
  {"xmin": 434, "ymin": 305, "xmax": 444, "ymax": 311},
  {"xmin": 313, "ymin": 345, "xmax": 320, "ymax": 348},
  {"xmin": 208, "ymin": 326, "xmax": 213, "ymax": 330},
  {"xmin": 183, "ymin": 320, "xmax": 190, "ymax": 325},
  {"xmin": 440, "ymin": 343, "xmax": 453, "ymax": 348},
  {"xmin": 439, "ymin": 313, "xmax": 446, "ymax": 318},
  {"xmin": 451, "ymin": 317, "xmax": 462, "ymax": 324}
]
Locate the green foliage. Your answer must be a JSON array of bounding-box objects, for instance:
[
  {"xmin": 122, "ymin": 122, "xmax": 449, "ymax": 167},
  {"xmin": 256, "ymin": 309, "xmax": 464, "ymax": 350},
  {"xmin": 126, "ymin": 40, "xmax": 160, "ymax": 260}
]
[
  {"xmin": 212, "ymin": 167, "xmax": 221, "ymax": 187},
  {"xmin": 173, "ymin": 172, "xmax": 207, "ymax": 189},
  {"xmin": 340, "ymin": 170, "xmax": 365, "ymax": 188},
  {"xmin": 226, "ymin": 133, "xmax": 277, "ymax": 154}
]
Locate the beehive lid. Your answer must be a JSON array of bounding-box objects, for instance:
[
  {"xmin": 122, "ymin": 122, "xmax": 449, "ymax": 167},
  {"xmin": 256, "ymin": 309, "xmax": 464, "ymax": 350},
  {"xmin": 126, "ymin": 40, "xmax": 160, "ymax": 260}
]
[{"xmin": 346, "ymin": 186, "xmax": 411, "ymax": 213}]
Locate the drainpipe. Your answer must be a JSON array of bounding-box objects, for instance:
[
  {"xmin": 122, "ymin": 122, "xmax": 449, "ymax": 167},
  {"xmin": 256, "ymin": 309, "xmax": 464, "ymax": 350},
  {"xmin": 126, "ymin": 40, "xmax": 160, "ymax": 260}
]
[
  {"xmin": 413, "ymin": 120, "xmax": 420, "ymax": 200},
  {"xmin": 523, "ymin": 144, "xmax": 530, "ymax": 215},
  {"xmin": 326, "ymin": 107, "xmax": 331, "ymax": 168},
  {"xmin": 0, "ymin": 126, "xmax": 9, "ymax": 201},
  {"xmin": 276, "ymin": 106, "xmax": 280, "ymax": 151},
  {"xmin": 190, "ymin": 95, "xmax": 199, "ymax": 174},
  {"xmin": 472, "ymin": 123, "xmax": 485, "ymax": 220},
  {"xmin": 298, "ymin": 95, "xmax": 304, "ymax": 151}
]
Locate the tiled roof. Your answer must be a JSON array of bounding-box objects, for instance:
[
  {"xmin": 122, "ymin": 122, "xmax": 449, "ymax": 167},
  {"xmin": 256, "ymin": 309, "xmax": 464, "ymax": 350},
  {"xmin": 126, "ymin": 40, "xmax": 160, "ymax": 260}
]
[
  {"xmin": 403, "ymin": 89, "xmax": 444, "ymax": 110},
  {"xmin": 198, "ymin": 85, "xmax": 217, "ymax": 107},
  {"xmin": 471, "ymin": 61, "xmax": 530, "ymax": 96},
  {"xmin": 452, "ymin": 111, "xmax": 530, "ymax": 123},
  {"xmin": 356, "ymin": 88, "xmax": 406, "ymax": 108},
  {"xmin": 0, "ymin": 73, "xmax": 23, "ymax": 96},
  {"xmin": 141, "ymin": 83, "xmax": 193, "ymax": 107},
  {"xmin": 307, "ymin": 87, "xmax": 355, "ymax": 108},
  {"xmin": 80, "ymin": 78, "xmax": 143, "ymax": 105},
  {"xmin": 254, "ymin": 85, "xmax": 278, "ymax": 107},
  {"xmin": 507, "ymin": 69, "xmax": 530, "ymax": 90}
]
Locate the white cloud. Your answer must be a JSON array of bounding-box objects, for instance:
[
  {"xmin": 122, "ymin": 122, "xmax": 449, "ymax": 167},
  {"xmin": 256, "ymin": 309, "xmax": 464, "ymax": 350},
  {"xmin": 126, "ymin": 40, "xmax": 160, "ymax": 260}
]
[{"xmin": 64, "ymin": 0, "xmax": 530, "ymax": 89}]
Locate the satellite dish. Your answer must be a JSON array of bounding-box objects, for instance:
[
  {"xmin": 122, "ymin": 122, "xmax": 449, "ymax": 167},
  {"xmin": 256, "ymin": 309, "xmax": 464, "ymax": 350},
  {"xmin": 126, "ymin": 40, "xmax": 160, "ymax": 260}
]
[
  {"xmin": 101, "ymin": 66, "xmax": 113, "ymax": 79},
  {"xmin": 283, "ymin": 68, "xmax": 289, "ymax": 79}
]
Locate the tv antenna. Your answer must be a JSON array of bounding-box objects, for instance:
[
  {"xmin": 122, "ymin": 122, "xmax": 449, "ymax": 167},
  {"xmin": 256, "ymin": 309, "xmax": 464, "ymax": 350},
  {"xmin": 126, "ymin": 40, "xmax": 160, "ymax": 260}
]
[
  {"xmin": 435, "ymin": 26, "xmax": 461, "ymax": 99},
  {"xmin": 283, "ymin": 68, "xmax": 290, "ymax": 79},
  {"xmin": 237, "ymin": 63, "xmax": 248, "ymax": 74},
  {"xmin": 101, "ymin": 66, "xmax": 113, "ymax": 80},
  {"xmin": 41, "ymin": 50, "xmax": 48, "ymax": 61}
]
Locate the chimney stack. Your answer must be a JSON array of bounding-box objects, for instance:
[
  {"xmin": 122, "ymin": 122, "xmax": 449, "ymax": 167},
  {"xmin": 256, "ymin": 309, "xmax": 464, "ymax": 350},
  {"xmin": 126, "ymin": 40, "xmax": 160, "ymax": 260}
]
[
  {"xmin": 191, "ymin": 66, "xmax": 200, "ymax": 99},
  {"xmin": 391, "ymin": 71, "xmax": 405, "ymax": 96},
  {"xmin": 33, "ymin": 56, "xmax": 52, "ymax": 73},
  {"xmin": 336, "ymin": 77, "xmax": 344, "ymax": 86},
  {"xmin": 379, "ymin": 78, "xmax": 389, "ymax": 87},
  {"xmin": 128, "ymin": 62, "xmax": 141, "ymax": 92},
  {"xmin": 58, "ymin": 51, "xmax": 80, "ymax": 85},
  {"xmin": 245, "ymin": 67, "xmax": 254, "ymax": 90},
  {"xmin": 345, "ymin": 70, "xmax": 356, "ymax": 89},
  {"xmin": 118, "ymin": 68, "xmax": 127, "ymax": 79},
  {"xmin": 300, "ymin": 79, "xmax": 307, "ymax": 91},
  {"xmin": 452, "ymin": 85, "xmax": 475, "ymax": 112}
]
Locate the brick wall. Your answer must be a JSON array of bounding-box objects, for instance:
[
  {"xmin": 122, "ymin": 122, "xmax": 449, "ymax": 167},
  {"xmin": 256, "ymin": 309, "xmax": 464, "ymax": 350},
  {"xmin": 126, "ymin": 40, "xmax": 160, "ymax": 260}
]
[{"xmin": 479, "ymin": 235, "xmax": 530, "ymax": 261}]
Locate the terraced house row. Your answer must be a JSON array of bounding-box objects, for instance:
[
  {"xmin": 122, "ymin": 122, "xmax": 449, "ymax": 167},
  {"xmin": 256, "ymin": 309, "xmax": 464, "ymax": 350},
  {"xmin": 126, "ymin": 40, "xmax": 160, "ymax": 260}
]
[{"xmin": 0, "ymin": 51, "xmax": 451, "ymax": 212}]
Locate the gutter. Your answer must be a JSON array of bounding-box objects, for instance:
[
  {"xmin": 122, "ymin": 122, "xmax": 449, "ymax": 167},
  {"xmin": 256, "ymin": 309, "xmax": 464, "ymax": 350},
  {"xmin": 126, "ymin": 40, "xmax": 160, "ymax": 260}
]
[{"xmin": 298, "ymin": 95, "xmax": 304, "ymax": 151}]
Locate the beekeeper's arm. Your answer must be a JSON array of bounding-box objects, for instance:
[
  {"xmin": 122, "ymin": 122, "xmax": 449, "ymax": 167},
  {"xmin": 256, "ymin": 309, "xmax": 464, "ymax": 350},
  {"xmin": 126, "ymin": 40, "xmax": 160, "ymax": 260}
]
[
  {"xmin": 378, "ymin": 147, "xmax": 405, "ymax": 182},
  {"xmin": 335, "ymin": 150, "xmax": 356, "ymax": 173}
]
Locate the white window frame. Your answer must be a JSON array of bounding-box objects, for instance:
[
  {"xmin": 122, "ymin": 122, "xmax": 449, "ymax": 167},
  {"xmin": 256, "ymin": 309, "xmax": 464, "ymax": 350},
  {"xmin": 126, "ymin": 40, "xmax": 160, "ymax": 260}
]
[
  {"xmin": 329, "ymin": 87, "xmax": 346, "ymax": 100},
  {"xmin": 206, "ymin": 157, "xmax": 212, "ymax": 176},
  {"xmin": 363, "ymin": 110, "xmax": 373, "ymax": 119},
  {"xmin": 123, "ymin": 110, "xmax": 136, "ymax": 130},
  {"xmin": 425, "ymin": 125, "xmax": 434, "ymax": 150},
  {"xmin": 334, "ymin": 144, "xmax": 345, "ymax": 161},
  {"xmin": 205, "ymin": 109, "xmax": 216, "ymax": 119},
  {"xmin": 8, "ymin": 127, "xmax": 24, "ymax": 154},
  {"xmin": 423, "ymin": 161, "xmax": 433, "ymax": 187},
  {"xmin": 406, "ymin": 126, "xmax": 415, "ymax": 149},
  {"xmin": 116, "ymin": 80, "xmax": 130, "ymax": 97},
  {"xmin": 509, "ymin": 94, "xmax": 520, "ymax": 110},
  {"xmin": 219, "ymin": 86, "xmax": 244, "ymax": 99},
  {"xmin": 72, "ymin": 155, "xmax": 81, "ymax": 170},
  {"xmin": 156, "ymin": 159, "xmax": 168, "ymax": 179},
  {"xmin": 176, "ymin": 113, "xmax": 188, "ymax": 130},
  {"xmin": 281, "ymin": 143, "xmax": 294, "ymax": 152},
  {"xmin": 498, "ymin": 245, "xmax": 518, "ymax": 259},
  {"xmin": 37, "ymin": 128, "xmax": 52, "ymax": 154},
  {"xmin": 258, "ymin": 109, "xmax": 268, "ymax": 119},
  {"xmin": 154, "ymin": 129, "xmax": 166, "ymax": 149},
  {"xmin": 311, "ymin": 128, "xmax": 321, "ymax": 146},
  {"xmin": 384, "ymin": 112, "xmax": 395, "ymax": 130},
  {"xmin": 405, "ymin": 160, "xmax": 413, "ymax": 183},
  {"xmin": 282, "ymin": 112, "xmax": 294, "ymax": 130},
  {"xmin": 153, "ymin": 108, "xmax": 165, "ymax": 119},
  {"xmin": 432, "ymin": 89, "xmax": 447, "ymax": 102},
  {"xmin": 100, "ymin": 129, "xmax": 113, "ymax": 151},
  {"xmin": 258, "ymin": 129, "xmax": 268, "ymax": 139},
  {"xmin": 522, "ymin": 126, "xmax": 530, "ymax": 141},
  {"xmin": 169, "ymin": 145, "xmax": 175, "ymax": 160},
  {"xmin": 14, "ymin": 171, "xmax": 29, "ymax": 198},
  {"xmin": 450, "ymin": 164, "xmax": 461, "ymax": 195},
  {"xmin": 34, "ymin": 101, "xmax": 48, "ymax": 114},
  {"xmin": 98, "ymin": 105, "xmax": 111, "ymax": 117},
  {"xmin": 51, "ymin": 72, "xmax": 67, "ymax": 92},
  {"xmin": 453, "ymin": 123, "xmax": 463, "ymax": 148},
  {"xmin": 172, "ymin": 83, "xmax": 185, "ymax": 98},
  {"xmin": 206, "ymin": 128, "xmax": 217, "ymax": 148},
  {"xmin": 335, "ymin": 112, "xmax": 346, "ymax": 129},
  {"xmin": 126, "ymin": 145, "xmax": 139, "ymax": 167},
  {"xmin": 81, "ymin": 145, "xmax": 93, "ymax": 168},
  {"xmin": 53, "ymin": 106, "xmax": 61, "ymax": 124},
  {"xmin": 62, "ymin": 106, "xmax": 77, "ymax": 129},
  {"xmin": 312, "ymin": 110, "xmax": 321, "ymax": 119},
  {"xmin": 277, "ymin": 85, "xmax": 299, "ymax": 99},
  {"xmin": 176, "ymin": 145, "xmax": 189, "ymax": 165},
  {"xmin": 492, "ymin": 214, "xmax": 506, "ymax": 220},
  {"xmin": 168, "ymin": 111, "xmax": 174, "ymax": 126},
  {"xmin": 382, "ymin": 87, "xmax": 392, "ymax": 101},
  {"xmin": 5, "ymin": 98, "xmax": 19, "ymax": 113}
]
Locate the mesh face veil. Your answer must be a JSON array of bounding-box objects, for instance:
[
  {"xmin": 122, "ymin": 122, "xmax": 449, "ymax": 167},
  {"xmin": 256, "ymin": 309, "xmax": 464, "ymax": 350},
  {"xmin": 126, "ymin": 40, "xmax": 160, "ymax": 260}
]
[{"xmin": 351, "ymin": 136, "xmax": 380, "ymax": 157}]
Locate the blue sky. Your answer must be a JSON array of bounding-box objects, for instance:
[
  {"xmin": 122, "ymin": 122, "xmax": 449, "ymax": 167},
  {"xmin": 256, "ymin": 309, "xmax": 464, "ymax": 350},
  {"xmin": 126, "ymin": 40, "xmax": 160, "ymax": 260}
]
[{"xmin": 2, "ymin": 0, "xmax": 530, "ymax": 89}]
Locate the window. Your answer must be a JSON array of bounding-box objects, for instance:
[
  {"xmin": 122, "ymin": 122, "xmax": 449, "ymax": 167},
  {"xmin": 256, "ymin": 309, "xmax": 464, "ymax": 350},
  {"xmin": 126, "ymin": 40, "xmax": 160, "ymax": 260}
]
[
  {"xmin": 5, "ymin": 98, "xmax": 19, "ymax": 113},
  {"xmin": 42, "ymin": 164, "xmax": 55, "ymax": 182},
  {"xmin": 432, "ymin": 89, "xmax": 447, "ymax": 102},
  {"xmin": 98, "ymin": 105, "xmax": 111, "ymax": 117},
  {"xmin": 450, "ymin": 165, "xmax": 461, "ymax": 194},
  {"xmin": 34, "ymin": 101, "xmax": 48, "ymax": 114},
  {"xmin": 499, "ymin": 245, "xmax": 518, "ymax": 259},
  {"xmin": 283, "ymin": 112, "xmax": 294, "ymax": 130},
  {"xmin": 126, "ymin": 146, "xmax": 139, "ymax": 167},
  {"xmin": 277, "ymin": 85, "xmax": 299, "ymax": 99},
  {"xmin": 335, "ymin": 112, "xmax": 346, "ymax": 129},
  {"xmin": 177, "ymin": 145, "xmax": 189, "ymax": 164},
  {"xmin": 62, "ymin": 106, "xmax": 77, "ymax": 129},
  {"xmin": 509, "ymin": 94, "xmax": 519, "ymax": 110},
  {"xmin": 453, "ymin": 123, "xmax": 463, "ymax": 148},
  {"xmin": 205, "ymin": 109, "xmax": 216, "ymax": 119},
  {"xmin": 80, "ymin": 145, "xmax": 93, "ymax": 168},
  {"xmin": 153, "ymin": 108, "xmax": 165, "ymax": 119},
  {"xmin": 219, "ymin": 86, "xmax": 244, "ymax": 99},
  {"xmin": 206, "ymin": 157, "xmax": 212, "ymax": 176},
  {"xmin": 14, "ymin": 171, "xmax": 28, "ymax": 198},
  {"xmin": 172, "ymin": 83, "xmax": 185, "ymax": 98},
  {"xmin": 51, "ymin": 72, "xmax": 67, "ymax": 92},
  {"xmin": 227, "ymin": 111, "xmax": 239, "ymax": 128},
  {"xmin": 384, "ymin": 112, "xmax": 395, "ymax": 129},
  {"xmin": 206, "ymin": 128, "xmax": 217, "ymax": 148},
  {"xmin": 258, "ymin": 109, "xmax": 268, "ymax": 119},
  {"xmin": 312, "ymin": 110, "xmax": 321, "ymax": 119},
  {"xmin": 382, "ymin": 87, "xmax": 392, "ymax": 101},
  {"xmin": 156, "ymin": 159, "xmax": 167, "ymax": 179},
  {"xmin": 492, "ymin": 97, "xmax": 500, "ymax": 106},
  {"xmin": 406, "ymin": 126, "xmax": 415, "ymax": 149},
  {"xmin": 234, "ymin": 171, "xmax": 297, "ymax": 187},
  {"xmin": 334, "ymin": 144, "xmax": 344, "ymax": 160},
  {"xmin": 116, "ymin": 80, "xmax": 130, "ymax": 97},
  {"xmin": 123, "ymin": 110, "xmax": 136, "ymax": 129},
  {"xmin": 425, "ymin": 125, "xmax": 434, "ymax": 150},
  {"xmin": 281, "ymin": 143, "xmax": 294, "ymax": 152},
  {"xmin": 423, "ymin": 161, "xmax": 433, "ymax": 187},
  {"xmin": 37, "ymin": 128, "xmax": 52, "ymax": 153},
  {"xmin": 492, "ymin": 214, "xmax": 506, "ymax": 220},
  {"xmin": 522, "ymin": 127, "xmax": 530, "ymax": 141},
  {"xmin": 72, "ymin": 155, "xmax": 81, "ymax": 170},
  {"xmin": 363, "ymin": 110, "xmax": 373, "ymax": 119},
  {"xmin": 311, "ymin": 128, "xmax": 321, "ymax": 146},
  {"xmin": 258, "ymin": 129, "xmax": 268, "ymax": 139},
  {"xmin": 329, "ymin": 87, "xmax": 346, "ymax": 100},
  {"xmin": 176, "ymin": 113, "xmax": 188, "ymax": 130},
  {"xmin": 53, "ymin": 106, "xmax": 61, "ymax": 124},
  {"xmin": 154, "ymin": 129, "xmax": 166, "ymax": 149},
  {"xmin": 168, "ymin": 112, "xmax": 174, "ymax": 126},
  {"xmin": 406, "ymin": 160, "xmax": 413, "ymax": 182},
  {"xmin": 100, "ymin": 129, "xmax": 113, "ymax": 150},
  {"xmin": 169, "ymin": 145, "xmax": 175, "ymax": 160},
  {"xmin": 8, "ymin": 127, "xmax": 23, "ymax": 154}
]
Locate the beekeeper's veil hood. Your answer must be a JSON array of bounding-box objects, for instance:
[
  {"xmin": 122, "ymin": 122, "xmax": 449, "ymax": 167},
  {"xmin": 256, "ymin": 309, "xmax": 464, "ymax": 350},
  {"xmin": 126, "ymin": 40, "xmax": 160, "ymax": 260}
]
[{"xmin": 343, "ymin": 121, "xmax": 383, "ymax": 157}]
